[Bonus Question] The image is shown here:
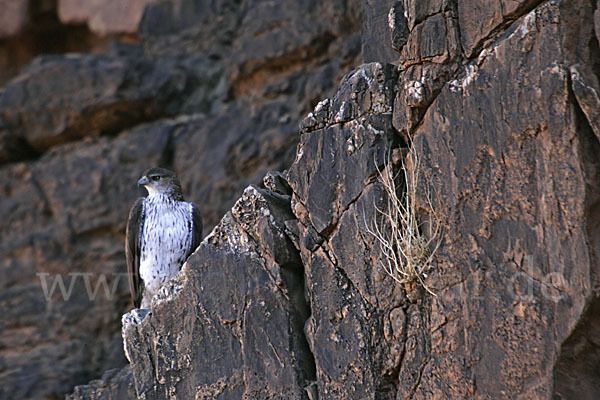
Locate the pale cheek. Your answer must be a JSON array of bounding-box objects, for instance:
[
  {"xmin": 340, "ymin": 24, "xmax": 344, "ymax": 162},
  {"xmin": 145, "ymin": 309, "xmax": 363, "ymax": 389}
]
[{"xmin": 145, "ymin": 185, "xmax": 160, "ymax": 195}]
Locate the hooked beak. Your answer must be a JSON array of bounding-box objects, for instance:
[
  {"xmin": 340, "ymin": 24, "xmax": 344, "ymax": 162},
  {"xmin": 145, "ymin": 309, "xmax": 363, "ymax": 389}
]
[{"xmin": 137, "ymin": 176, "xmax": 149, "ymax": 187}]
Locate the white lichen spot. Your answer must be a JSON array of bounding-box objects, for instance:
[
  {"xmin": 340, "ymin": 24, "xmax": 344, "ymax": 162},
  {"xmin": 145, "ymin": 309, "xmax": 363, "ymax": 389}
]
[
  {"xmin": 407, "ymin": 80, "xmax": 425, "ymax": 104},
  {"xmin": 449, "ymin": 79, "xmax": 460, "ymax": 92},
  {"xmin": 518, "ymin": 10, "xmax": 537, "ymax": 38},
  {"xmin": 295, "ymin": 146, "xmax": 304, "ymax": 162},
  {"xmin": 314, "ymin": 98, "xmax": 330, "ymax": 113},
  {"xmin": 357, "ymin": 67, "xmax": 374, "ymax": 87},
  {"xmin": 346, "ymin": 129, "xmax": 362, "ymax": 155},
  {"xmin": 204, "ymin": 186, "xmax": 270, "ymax": 257},
  {"xmin": 153, "ymin": 277, "xmax": 184, "ymax": 307},
  {"xmin": 449, "ymin": 64, "xmax": 478, "ymax": 94},
  {"xmin": 329, "ymin": 332, "xmax": 340, "ymax": 343},
  {"xmin": 477, "ymin": 47, "xmax": 491, "ymax": 64},
  {"xmin": 388, "ymin": 6, "xmax": 396, "ymax": 31},
  {"xmin": 463, "ymin": 64, "xmax": 477, "ymax": 88},
  {"xmin": 172, "ymin": 113, "xmax": 205, "ymax": 124},
  {"xmin": 366, "ymin": 123, "xmax": 384, "ymax": 136},
  {"xmin": 346, "ymin": 141, "xmax": 355, "ymax": 154},
  {"xmin": 550, "ymin": 62, "xmax": 566, "ymax": 79},
  {"xmin": 450, "ymin": 64, "xmax": 479, "ymax": 93},
  {"xmin": 334, "ymin": 101, "xmax": 348, "ymax": 123}
]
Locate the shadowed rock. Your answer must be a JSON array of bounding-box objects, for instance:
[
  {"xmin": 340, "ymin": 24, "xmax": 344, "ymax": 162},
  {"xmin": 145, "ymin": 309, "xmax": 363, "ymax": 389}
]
[
  {"xmin": 120, "ymin": 185, "xmax": 314, "ymax": 399},
  {"xmin": 3, "ymin": 0, "xmax": 600, "ymax": 399}
]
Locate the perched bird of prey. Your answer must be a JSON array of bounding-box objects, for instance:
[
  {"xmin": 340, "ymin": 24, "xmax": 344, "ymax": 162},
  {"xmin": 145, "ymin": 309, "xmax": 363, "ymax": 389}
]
[{"xmin": 126, "ymin": 168, "xmax": 202, "ymax": 308}]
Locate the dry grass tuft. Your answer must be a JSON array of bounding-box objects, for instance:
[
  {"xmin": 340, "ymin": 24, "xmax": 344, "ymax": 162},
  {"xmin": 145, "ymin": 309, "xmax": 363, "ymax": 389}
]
[{"xmin": 365, "ymin": 146, "xmax": 442, "ymax": 295}]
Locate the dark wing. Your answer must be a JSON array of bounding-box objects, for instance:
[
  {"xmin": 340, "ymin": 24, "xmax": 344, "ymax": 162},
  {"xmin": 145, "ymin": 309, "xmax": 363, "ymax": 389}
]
[
  {"xmin": 186, "ymin": 203, "xmax": 203, "ymax": 260},
  {"xmin": 126, "ymin": 198, "xmax": 145, "ymax": 308}
]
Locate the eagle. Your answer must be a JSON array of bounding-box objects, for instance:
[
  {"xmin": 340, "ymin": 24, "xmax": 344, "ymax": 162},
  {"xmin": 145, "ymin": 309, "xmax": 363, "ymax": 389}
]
[{"xmin": 125, "ymin": 168, "xmax": 202, "ymax": 308}]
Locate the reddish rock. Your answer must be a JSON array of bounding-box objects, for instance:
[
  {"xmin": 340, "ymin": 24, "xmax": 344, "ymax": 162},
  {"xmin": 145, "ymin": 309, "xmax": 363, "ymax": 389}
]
[
  {"xmin": 0, "ymin": 0, "xmax": 29, "ymax": 38},
  {"xmin": 57, "ymin": 0, "xmax": 91, "ymax": 24},
  {"xmin": 0, "ymin": 124, "xmax": 170, "ymax": 399},
  {"xmin": 408, "ymin": 1, "xmax": 600, "ymax": 397},
  {"xmin": 2, "ymin": 0, "xmax": 600, "ymax": 399},
  {"xmin": 0, "ymin": 1, "xmax": 363, "ymax": 398},
  {"xmin": 457, "ymin": 0, "xmax": 539, "ymax": 57},
  {"xmin": 105, "ymin": 1, "xmax": 600, "ymax": 399},
  {"xmin": 58, "ymin": 0, "xmax": 148, "ymax": 35},
  {"xmin": 0, "ymin": 53, "xmax": 192, "ymax": 154}
]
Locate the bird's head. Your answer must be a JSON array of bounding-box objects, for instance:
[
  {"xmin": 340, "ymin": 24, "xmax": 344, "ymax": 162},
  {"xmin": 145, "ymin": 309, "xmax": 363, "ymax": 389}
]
[{"xmin": 138, "ymin": 168, "xmax": 184, "ymax": 200}]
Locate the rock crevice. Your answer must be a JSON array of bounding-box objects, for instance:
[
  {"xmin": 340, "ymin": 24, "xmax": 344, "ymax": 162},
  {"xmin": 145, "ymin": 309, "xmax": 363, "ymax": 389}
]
[
  {"xmin": 73, "ymin": 1, "xmax": 600, "ymax": 397},
  {"xmin": 1, "ymin": 0, "xmax": 599, "ymax": 399}
]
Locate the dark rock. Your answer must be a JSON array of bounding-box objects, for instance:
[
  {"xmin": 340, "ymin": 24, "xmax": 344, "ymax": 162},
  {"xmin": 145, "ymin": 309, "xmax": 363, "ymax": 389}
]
[
  {"xmin": 67, "ymin": 367, "xmax": 135, "ymax": 400},
  {"xmin": 287, "ymin": 62, "xmax": 406, "ymax": 399},
  {"xmin": 121, "ymin": 185, "xmax": 314, "ymax": 399},
  {"xmin": 389, "ymin": 0, "xmax": 463, "ymax": 140},
  {"xmin": 299, "ymin": 62, "xmax": 398, "ymax": 135},
  {"xmin": 411, "ymin": 14, "xmax": 446, "ymax": 58},
  {"xmin": 290, "ymin": 62, "xmax": 397, "ymax": 235},
  {"xmin": 73, "ymin": 60, "xmax": 405, "ymax": 400},
  {"xmin": 404, "ymin": 0, "xmax": 448, "ymax": 30},
  {"xmin": 0, "ymin": 52, "xmax": 199, "ymax": 154},
  {"xmin": 289, "ymin": 114, "xmax": 392, "ymax": 235},
  {"xmin": 138, "ymin": 0, "xmax": 235, "ymax": 39},
  {"xmin": 362, "ymin": 0, "xmax": 402, "ymax": 63},
  {"xmin": 389, "ymin": 1, "xmax": 410, "ymax": 53},
  {"xmin": 407, "ymin": 2, "xmax": 600, "ymax": 397},
  {"xmin": 399, "ymin": 11, "xmax": 461, "ymax": 64},
  {"xmin": 0, "ymin": 122, "xmax": 173, "ymax": 400},
  {"xmin": 263, "ymin": 170, "xmax": 293, "ymax": 196},
  {"xmin": 1, "ymin": 1, "xmax": 364, "ymax": 395},
  {"xmin": 0, "ymin": 125, "xmax": 39, "ymax": 163},
  {"xmin": 172, "ymin": 102, "xmax": 300, "ymax": 231},
  {"xmin": 106, "ymin": 1, "xmax": 600, "ymax": 398},
  {"xmin": 457, "ymin": 0, "xmax": 539, "ymax": 57},
  {"xmin": 2, "ymin": 0, "xmax": 600, "ymax": 399},
  {"xmin": 392, "ymin": 63, "xmax": 458, "ymax": 139},
  {"xmin": 596, "ymin": 0, "xmax": 600, "ymax": 45},
  {"xmin": 570, "ymin": 65, "xmax": 600, "ymax": 143}
]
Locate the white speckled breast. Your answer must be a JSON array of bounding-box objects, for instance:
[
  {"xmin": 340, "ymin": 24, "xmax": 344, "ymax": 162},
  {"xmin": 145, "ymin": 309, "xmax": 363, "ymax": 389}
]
[{"xmin": 139, "ymin": 194, "xmax": 193, "ymax": 307}]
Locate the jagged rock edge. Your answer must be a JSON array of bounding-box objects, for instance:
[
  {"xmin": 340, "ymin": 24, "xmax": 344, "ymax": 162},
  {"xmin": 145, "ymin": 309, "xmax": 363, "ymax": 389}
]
[{"xmin": 405, "ymin": 0, "xmax": 552, "ymax": 136}]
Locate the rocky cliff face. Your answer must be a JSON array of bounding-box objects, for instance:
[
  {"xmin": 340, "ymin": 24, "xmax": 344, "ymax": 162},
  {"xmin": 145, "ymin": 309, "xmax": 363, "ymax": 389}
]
[
  {"xmin": 1, "ymin": 0, "xmax": 599, "ymax": 399},
  {"xmin": 0, "ymin": 1, "xmax": 362, "ymax": 398}
]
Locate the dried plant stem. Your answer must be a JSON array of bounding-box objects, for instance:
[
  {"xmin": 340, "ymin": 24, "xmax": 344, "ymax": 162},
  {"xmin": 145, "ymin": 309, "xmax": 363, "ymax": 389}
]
[{"xmin": 365, "ymin": 147, "xmax": 442, "ymax": 296}]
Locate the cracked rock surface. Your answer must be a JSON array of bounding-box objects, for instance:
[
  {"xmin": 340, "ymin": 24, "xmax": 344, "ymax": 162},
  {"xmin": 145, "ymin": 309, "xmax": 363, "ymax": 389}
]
[
  {"xmin": 101, "ymin": 1, "xmax": 600, "ymax": 398},
  {"xmin": 0, "ymin": 1, "xmax": 363, "ymax": 398},
  {"xmin": 116, "ymin": 185, "xmax": 314, "ymax": 399},
  {"xmin": 2, "ymin": 0, "xmax": 600, "ymax": 398}
]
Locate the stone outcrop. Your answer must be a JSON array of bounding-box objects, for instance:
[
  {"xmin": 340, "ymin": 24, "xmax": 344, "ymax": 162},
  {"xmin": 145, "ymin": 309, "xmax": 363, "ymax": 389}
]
[
  {"xmin": 0, "ymin": 52, "xmax": 196, "ymax": 157},
  {"xmin": 71, "ymin": 0, "xmax": 600, "ymax": 398},
  {"xmin": 122, "ymin": 184, "xmax": 313, "ymax": 399},
  {"xmin": 93, "ymin": 62, "xmax": 401, "ymax": 399},
  {"xmin": 0, "ymin": 1, "xmax": 362, "ymax": 399},
  {"xmin": 401, "ymin": 1, "xmax": 600, "ymax": 397},
  {"xmin": 2, "ymin": 0, "xmax": 600, "ymax": 398}
]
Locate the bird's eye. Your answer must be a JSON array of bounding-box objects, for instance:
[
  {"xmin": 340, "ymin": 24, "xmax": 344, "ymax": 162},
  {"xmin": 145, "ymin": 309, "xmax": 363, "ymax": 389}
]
[{"xmin": 151, "ymin": 176, "xmax": 160, "ymax": 181}]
